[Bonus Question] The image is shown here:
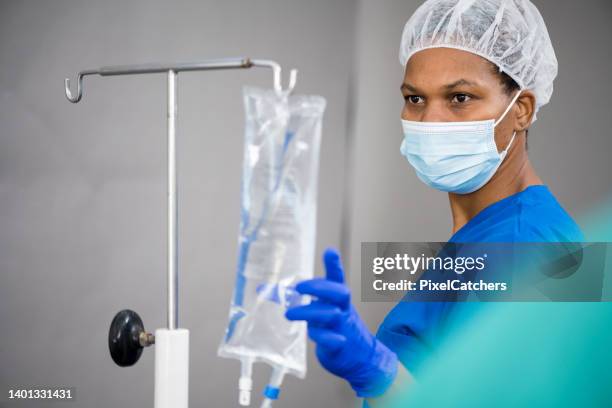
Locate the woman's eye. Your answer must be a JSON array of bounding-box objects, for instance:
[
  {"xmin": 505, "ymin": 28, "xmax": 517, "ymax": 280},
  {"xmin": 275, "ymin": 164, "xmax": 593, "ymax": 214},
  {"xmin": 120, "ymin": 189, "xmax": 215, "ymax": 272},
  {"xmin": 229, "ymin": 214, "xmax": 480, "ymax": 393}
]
[
  {"xmin": 405, "ymin": 95, "xmax": 424, "ymax": 104},
  {"xmin": 451, "ymin": 93, "xmax": 472, "ymax": 103}
]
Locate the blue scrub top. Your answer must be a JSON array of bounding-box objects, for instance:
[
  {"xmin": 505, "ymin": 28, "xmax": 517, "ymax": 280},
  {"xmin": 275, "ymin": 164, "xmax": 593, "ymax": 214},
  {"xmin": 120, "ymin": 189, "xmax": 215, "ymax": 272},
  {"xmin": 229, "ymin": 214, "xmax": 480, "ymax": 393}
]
[{"xmin": 375, "ymin": 185, "xmax": 584, "ymax": 375}]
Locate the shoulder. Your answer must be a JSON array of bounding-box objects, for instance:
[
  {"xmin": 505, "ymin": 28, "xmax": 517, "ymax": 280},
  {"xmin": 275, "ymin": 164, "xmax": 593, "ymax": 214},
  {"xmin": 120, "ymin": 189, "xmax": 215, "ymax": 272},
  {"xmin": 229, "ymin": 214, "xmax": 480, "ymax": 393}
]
[
  {"xmin": 454, "ymin": 186, "xmax": 584, "ymax": 243},
  {"xmin": 513, "ymin": 186, "xmax": 584, "ymax": 242}
]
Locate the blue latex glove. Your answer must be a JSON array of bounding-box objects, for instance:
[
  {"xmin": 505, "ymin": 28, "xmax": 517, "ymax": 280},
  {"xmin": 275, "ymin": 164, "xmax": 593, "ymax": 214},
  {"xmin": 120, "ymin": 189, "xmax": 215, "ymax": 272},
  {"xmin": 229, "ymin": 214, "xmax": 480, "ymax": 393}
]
[{"xmin": 286, "ymin": 248, "xmax": 398, "ymax": 397}]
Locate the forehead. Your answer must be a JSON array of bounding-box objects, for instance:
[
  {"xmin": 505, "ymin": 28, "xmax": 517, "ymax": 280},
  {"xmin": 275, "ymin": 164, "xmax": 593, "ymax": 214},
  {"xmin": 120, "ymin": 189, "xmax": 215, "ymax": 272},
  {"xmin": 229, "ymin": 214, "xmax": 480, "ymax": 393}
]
[{"xmin": 404, "ymin": 47, "xmax": 498, "ymax": 87}]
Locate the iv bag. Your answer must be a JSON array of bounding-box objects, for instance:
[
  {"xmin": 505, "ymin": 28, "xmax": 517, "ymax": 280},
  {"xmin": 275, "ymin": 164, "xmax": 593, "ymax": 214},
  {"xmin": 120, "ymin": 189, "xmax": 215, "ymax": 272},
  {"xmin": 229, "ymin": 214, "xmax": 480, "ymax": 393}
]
[{"xmin": 218, "ymin": 86, "xmax": 326, "ymax": 407}]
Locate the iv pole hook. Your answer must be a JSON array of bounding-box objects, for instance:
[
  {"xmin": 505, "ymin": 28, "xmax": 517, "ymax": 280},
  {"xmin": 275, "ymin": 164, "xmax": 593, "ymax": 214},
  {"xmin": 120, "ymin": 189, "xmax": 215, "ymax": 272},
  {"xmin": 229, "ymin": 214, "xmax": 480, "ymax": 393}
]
[
  {"xmin": 64, "ymin": 70, "xmax": 98, "ymax": 103},
  {"xmin": 249, "ymin": 59, "xmax": 297, "ymax": 95}
]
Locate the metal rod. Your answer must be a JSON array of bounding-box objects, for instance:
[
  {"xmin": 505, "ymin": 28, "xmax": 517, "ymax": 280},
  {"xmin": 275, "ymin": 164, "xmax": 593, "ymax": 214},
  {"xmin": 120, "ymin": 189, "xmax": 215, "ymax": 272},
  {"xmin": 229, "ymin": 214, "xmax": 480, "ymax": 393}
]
[
  {"xmin": 167, "ymin": 69, "xmax": 178, "ymax": 330},
  {"xmin": 99, "ymin": 58, "xmax": 252, "ymax": 76},
  {"xmin": 65, "ymin": 57, "xmax": 298, "ymax": 103}
]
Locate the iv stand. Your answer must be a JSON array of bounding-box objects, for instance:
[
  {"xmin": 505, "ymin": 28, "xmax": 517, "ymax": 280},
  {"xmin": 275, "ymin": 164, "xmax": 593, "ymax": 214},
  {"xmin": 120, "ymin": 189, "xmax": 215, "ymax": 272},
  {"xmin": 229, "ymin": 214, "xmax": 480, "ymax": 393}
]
[{"xmin": 65, "ymin": 58, "xmax": 297, "ymax": 408}]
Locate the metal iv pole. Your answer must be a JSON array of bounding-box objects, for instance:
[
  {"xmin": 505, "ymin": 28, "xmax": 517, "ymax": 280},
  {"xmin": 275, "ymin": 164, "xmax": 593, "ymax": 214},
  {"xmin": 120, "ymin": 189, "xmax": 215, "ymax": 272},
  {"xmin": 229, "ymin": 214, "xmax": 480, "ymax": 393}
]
[{"xmin": 64, "ymin": 58, "xmax": 297, "ymax": 408}]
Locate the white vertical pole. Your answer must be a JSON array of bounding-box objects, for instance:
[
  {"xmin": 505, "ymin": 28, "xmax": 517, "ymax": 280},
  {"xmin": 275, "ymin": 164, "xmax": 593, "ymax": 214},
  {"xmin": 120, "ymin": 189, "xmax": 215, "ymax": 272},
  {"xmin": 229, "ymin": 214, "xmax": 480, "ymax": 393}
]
[
  {"xmin": 154, "ymin": 329, "xmax": 189, "ymax": 408},
  {"xmin": 167, "ymin": 69, "xmax": 178, "ymax": 330},
  {"xmin": 154, "ymin": 69, "xmax": 189, "ymax": 408}
]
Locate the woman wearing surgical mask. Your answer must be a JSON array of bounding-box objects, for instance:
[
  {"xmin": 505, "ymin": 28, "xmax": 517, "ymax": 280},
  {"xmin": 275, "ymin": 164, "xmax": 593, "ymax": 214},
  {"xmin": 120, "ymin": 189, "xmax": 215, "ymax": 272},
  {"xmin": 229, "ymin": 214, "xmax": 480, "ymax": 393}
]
[{"xmin": 286, "ymin": 0, "xmax": 583, "ymax": 404}]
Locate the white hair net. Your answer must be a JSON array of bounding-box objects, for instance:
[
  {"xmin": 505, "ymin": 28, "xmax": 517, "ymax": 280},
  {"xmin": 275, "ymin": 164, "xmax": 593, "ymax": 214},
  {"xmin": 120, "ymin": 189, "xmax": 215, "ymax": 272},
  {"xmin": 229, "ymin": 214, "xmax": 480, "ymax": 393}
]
[{"xmin": 399, "ymin": 0, "xmax": 558, "ymax": 118}]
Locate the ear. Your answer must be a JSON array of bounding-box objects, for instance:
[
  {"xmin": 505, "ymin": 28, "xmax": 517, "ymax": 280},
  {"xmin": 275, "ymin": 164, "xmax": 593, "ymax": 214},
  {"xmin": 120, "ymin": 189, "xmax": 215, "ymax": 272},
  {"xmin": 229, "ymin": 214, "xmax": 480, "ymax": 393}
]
[{"xmin": 515, "ymin": 90, "xmax": 536, "ymax": 131}]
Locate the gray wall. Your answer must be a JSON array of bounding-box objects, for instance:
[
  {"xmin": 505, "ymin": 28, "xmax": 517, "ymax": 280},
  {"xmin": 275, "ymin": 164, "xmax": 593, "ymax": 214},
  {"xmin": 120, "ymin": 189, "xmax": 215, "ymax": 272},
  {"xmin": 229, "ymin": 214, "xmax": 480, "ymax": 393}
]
[{"xmin": 1, "ymin": 0, "xmax": 611, "ymax": 407}]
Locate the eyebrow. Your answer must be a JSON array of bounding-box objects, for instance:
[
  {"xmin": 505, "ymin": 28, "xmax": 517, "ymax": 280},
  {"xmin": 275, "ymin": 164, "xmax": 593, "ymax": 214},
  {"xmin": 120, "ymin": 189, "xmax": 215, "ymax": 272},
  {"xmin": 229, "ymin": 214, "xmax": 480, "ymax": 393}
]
[
  {"xmin": 443, "ymin": 79, "xmax": 479, "ymax": 89},
  {"xmin": 400, "ymin": 82, "xmax": 418, "ymax": 93},
  {"xmin": 400, "ymin": 78, "xmax": 479, "ymax": 93}
]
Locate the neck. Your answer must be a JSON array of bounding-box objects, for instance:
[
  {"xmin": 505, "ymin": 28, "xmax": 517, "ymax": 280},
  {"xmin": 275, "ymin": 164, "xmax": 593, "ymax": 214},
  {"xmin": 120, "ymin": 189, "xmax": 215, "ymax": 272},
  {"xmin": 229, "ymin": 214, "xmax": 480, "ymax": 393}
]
[{"xmin": 449, "ymin": 132, "xmax": 543, "ymax": 234}]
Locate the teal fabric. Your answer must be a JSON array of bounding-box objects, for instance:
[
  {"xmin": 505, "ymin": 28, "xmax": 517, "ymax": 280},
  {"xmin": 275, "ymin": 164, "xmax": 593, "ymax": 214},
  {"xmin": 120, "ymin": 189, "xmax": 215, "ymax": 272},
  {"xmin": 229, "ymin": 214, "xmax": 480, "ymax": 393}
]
[{"xmin": 391, "ymin": 302, "xmax": 612, "ymax": 407}]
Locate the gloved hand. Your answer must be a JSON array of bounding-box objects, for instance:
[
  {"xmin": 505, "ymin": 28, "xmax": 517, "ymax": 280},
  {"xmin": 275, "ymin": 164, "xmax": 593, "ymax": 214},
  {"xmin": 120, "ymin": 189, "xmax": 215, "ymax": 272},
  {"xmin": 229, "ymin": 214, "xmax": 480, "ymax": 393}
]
[{"xmin": 286, "ymin": 248, "xmax": 398, "ymax": 398}]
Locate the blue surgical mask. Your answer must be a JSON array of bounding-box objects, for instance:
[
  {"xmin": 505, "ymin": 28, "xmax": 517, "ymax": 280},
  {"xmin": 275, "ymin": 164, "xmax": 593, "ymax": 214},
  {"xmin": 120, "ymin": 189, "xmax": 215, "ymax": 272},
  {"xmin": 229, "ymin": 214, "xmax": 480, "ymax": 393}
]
[{"xmin": 400, "ymin": 91, "xmax": 522, "ymax": 194}]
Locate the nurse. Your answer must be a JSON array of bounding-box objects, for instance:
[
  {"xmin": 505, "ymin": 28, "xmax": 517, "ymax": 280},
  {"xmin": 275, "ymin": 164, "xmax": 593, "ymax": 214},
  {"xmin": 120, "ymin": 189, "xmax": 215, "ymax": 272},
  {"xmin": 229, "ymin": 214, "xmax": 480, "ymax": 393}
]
[{"xmin": 286, "ymin": 0, "xmax": 583, "ymax": 404}]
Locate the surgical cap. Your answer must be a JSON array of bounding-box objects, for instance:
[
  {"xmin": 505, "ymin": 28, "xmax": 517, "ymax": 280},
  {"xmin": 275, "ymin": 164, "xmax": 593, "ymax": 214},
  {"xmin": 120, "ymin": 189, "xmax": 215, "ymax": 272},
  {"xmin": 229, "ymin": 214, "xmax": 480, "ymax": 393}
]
[{"xmin": 399, "ymin": 0, "xmax": 558, "ymax": 117}]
